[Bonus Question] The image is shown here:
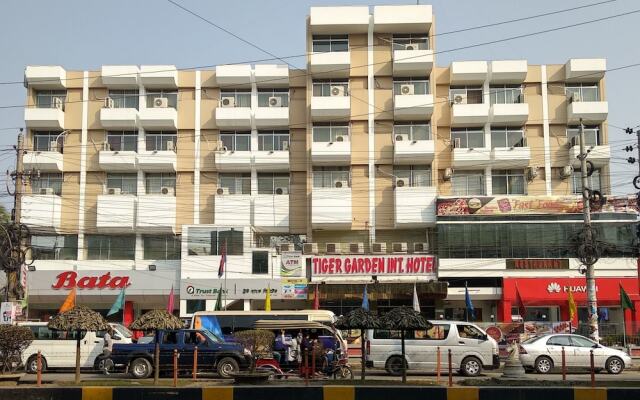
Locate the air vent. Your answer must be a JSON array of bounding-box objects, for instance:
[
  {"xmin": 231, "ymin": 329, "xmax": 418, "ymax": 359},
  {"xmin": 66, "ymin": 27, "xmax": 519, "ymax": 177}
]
[
  {"xmin": 392, "ymin": 242, "xmax": 408, "ymax": 253},
  {"xmin": 349, "ymin": 243, "xmax": 364, "ymax": 254},
  {"xmin": 371, "ymin": 242, "xmax": 387, "ymax": 254},
  {"xmin": 303, "ymin": 243, "xmax": 318, "ymax": 255},
  {"xmin": 326, "ymin": 243, "xmax": 341, "ymax": 254}
]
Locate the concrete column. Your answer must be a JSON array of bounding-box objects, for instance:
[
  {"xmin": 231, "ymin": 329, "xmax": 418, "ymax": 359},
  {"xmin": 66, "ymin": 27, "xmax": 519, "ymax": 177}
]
[
  {"xmin": 484, "ymin": 166, "xmax": 492, "ymax": 196},
  {"xmin": 243, "ymin": 299, "xmax": 251, "ymax": 311}
]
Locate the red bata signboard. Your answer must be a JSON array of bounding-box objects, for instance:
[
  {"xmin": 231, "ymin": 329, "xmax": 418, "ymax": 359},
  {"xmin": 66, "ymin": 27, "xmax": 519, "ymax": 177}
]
[
  {"xmin": 312, "ymin": 255, "xmax": 436, "ymax": 277},
  {"xmin": 52, "ymin": 271, "xmax": 131, "ymax": 290}
]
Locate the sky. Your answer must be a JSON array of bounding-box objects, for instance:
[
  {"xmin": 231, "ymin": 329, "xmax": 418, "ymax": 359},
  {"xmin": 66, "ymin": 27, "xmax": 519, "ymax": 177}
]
[{"xmin": 0, "ymin": 0, "xmax": 638, "ymax": 208}]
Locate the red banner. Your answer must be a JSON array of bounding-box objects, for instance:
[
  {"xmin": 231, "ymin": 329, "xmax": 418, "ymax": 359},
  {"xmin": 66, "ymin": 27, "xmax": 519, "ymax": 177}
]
[{"xmin": 311, "ymin": 255, "xmax": 436, "ymax": 277}]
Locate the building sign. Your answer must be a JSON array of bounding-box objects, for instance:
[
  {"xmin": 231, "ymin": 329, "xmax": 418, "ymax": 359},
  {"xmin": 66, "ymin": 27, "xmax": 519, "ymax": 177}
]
[
  {"xmin": 181, "ymin": 279, "xmax": 295, "ymax": 300},
  {"xmin": 506, "ymin": 259, "xmax": 569, "ymax": 270},
  {"xmin": 311, "ymin": 255, "xmax": 436, "ymax": 277},
  {"xmin": 437, "ymin": 195, "xmax": 638, "ymax": 216},
  {"xmin": 0, "ymin": 302, "xmax": 15, "ymax": 325},
  {"xmin": 281, "ymin": 278, "xmax": 308, "ymax": 299},
  {"xmin": 280, "ymin": 251, "xmax": 303, "ymax": 277},
  {"xmin": 52, "ymin": 271, "xmax": 130, "ymax": 290}
]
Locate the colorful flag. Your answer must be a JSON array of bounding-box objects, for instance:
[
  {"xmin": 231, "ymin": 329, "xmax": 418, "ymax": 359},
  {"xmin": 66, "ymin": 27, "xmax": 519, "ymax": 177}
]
[
  {"xmin": 59, "ymin": 287, "xmax": 76, "ymax": 313},
  {"xmin": 413, "ymin": 283, "xmax": 420, "ymax": 312},
  {"xmin": 515, "ymin": 284, "xmax": 527, "ymax": 320},
  {"xmin": 167, "ymin": 285, "xmax": 175, "ymax": 313},
  {"xmin": 568, "ymin": 289, "xmax": 577, "ymax": 321},
  {"xmin": 218, "ymin": 240, "xmax": 227, "ymax": 278},
  {"xmin": 362, "ymin": 285, "xmax": 369, "ymax": 311},
  {"xmin": 620, "ymin": 284, "xmax": 635, "ymax": 311},
  {"xmin": 107, "ymin": 288, "xmax": 126, "ymax": 316},
  {"xmin": 313, "ymin": 285, "xmax": 320, "ymax": 310},
  {"xmin": 265, "ymin": 284, "xmax": 271, "ymax": 311},
  {"xmin": 214, "ymin": 285, "xmax": 222, "ymax": 311},
  {"xmin": 465, "ymin": 282, "xmax": 475, "ymax": 321}
]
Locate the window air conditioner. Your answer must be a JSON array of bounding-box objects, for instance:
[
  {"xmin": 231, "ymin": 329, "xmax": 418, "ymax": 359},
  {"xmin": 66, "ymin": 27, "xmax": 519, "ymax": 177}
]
[
  {"xmin": 303, "ymin": 243, "xmax": 318, "ymax": 255},
  {"xmin": 392, "ymin": 242, "xmax": 408, "ymax": 253},
  {"xmin": 279, "ymin": 243, "xmax": 293, "ymax": 253},
  {"xmin": 335, "ymin": 136, "xmax": 345, "ymax": 142},
  {"xmin": 334, "ymin": 180, "xmax": 348, "ymax": 188},
  {"xmin": 268, "ymin": 96, "xmax": 282, "ymax": 107},
  {"xmin": 453, "ymin": 93, "xmax": 467, "ymax": 104},
  {"xmin": 326, "ymin": 243, "xmax": 341, "ymax": 254},
  {"xmin": 107, "ymin": 187, "xmax": 121, "ymax": 195},
  {"xmin": 349, "ymin": 242, "xmax": 364, "ymax": 254},
  {"xmin": 400, "ymin": 84, "xmax": 414, "ymax": 95},
  {"xmin": 396, "ymin": 179, "xmax": 406, "ymax": 188},
  {"xmin": 49, "ymin": 141, "xmax": 58, "ymax": 152},
  {"xmin": 443, "ymin": 167, "xmax": 453, "ymax": 181},
  {"xmin": 405, "ymin": 43, "xmax": 417, "ymax": 51},
  {"xmin": 274, "ymin": 187, "xmax": 288, "ymax": 195},
  {"xmin": 527, "ymin": 166, "xmax": 539, "ymax": 181},
  {"xmin": 395, "ymin": 134, "xmax": 409, "ymax": 142},
  {"xmin": 52, "ymin": 97, "xmax": 63, "ymax": 109},
  {"xmin": 560, "ymin": 165, "xmax": 574, "ymax": 179},
  {"xmin": 330, "ymin": 86, "xmax": 345, "ymax": 97},
  {"xmin": 39, "ymin": 188, "xmax": 54, "ymax": 195},
  {"xmin": 153, "ymin": 97, "xmax": 169, "ymax": 108},
  {"xmin": 413, "ymin": 242, "xmax": 429, "ymax": 253},
  {"xmin": 371, "ymin": 242, "xmax": 387, "ymax": 254},
  {"xmin": 160, "ymin": 186, "xmax": 174, "ymax": 195},
  {"xmin": 216, "ymin": 187, "xmax": 229, "ymax": 195},
  {"xmin": 166, "ymin": 140, "xmax": 175, "ymax": 152}
]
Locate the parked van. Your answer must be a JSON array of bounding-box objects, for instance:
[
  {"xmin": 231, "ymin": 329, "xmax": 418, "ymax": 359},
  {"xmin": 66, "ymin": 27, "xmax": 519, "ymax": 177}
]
[
  {"xmin": 365, "ymin": 320, "xmax": 499, "ymax": 377},
  {"xmin": 19, "ymin": 322, "xmax": 133, "ymax": 373}
]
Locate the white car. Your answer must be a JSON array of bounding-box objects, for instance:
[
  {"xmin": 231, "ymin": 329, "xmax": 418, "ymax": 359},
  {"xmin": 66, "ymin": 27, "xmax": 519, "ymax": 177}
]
[{"xmin": 519, "ymin": 334, "xmax": 631, "ymax": 374}]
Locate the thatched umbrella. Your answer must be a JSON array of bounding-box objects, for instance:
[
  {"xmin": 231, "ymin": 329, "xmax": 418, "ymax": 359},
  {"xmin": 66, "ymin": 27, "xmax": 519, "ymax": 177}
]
[
  {"xmin": 335, "ymin": 308, "xmax": 381, "ymax": 381},
  {"xmin": 130, "ymin": 309, "xmax": 183, "ymax": 384},
  {"xmin": 381, "ymin": 306, "xmax": 431, "ymax": 383},
  {"xmin": 48, "ymin": 306, "xmax": 110, "ymax": 384}
]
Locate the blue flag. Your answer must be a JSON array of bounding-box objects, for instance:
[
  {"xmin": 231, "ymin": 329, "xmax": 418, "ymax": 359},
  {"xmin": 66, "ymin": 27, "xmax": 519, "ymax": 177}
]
[
  {"xmin": 362, "ymin": 285, "xmax": 370, "ymax": 311},
  {"xmin": 465, "ymin": 283, "xmax": 475, "ymax": 321},
  {"xmin": 107, "ymin": 288, "xmax": 126, "ymax": 316}
]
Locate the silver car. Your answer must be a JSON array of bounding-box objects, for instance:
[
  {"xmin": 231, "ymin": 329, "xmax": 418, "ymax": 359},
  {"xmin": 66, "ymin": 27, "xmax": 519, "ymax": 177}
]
[{"xmin": 519, "ymin": 334, "xmax": 631, "ymax": 375}]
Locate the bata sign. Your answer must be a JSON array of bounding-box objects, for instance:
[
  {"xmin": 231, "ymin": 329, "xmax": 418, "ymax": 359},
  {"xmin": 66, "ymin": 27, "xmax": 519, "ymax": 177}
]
[
  {"xmin": 52, "ymin": 271, "xmax": 130, "ymax": 290},
  {"xmin": 311, "ymin": 255, "xmax": 436, "ymax": 277}
]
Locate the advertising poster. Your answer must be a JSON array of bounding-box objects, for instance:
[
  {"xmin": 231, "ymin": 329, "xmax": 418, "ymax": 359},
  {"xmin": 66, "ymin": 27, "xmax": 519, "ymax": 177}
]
[
  {"xmin": 1, "ymin": 302, "xmax": 15, "ymax": 325},
  {"xmin": 280, "ymin": 251, "xmax": 303, "ymax": 277},
  {"xmin": 281, "ymin": 278, "xmax": 308, "ymax": 300}
]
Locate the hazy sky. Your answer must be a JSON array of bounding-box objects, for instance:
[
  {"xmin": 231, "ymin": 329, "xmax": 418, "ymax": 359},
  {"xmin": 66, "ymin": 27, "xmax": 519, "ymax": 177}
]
[{"xmin": 0, "ymin": 0, "xmax": 638, "ymax": 208}]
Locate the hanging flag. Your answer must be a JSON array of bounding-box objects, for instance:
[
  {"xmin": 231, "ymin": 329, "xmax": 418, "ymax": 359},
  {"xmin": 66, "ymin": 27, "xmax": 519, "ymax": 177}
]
[
  {"xmin": 620, "ymin": 284, "xmax": 635, "ymax": 311},
  {"xmin": 59, "ymin": 287, "xmax": 76, "ymax": 313},
  {"xmin": 107, "ymin": 288, "xmax": 126, "ymax": 316},
  {"xmin": 413, "ymin": 283, "xmax": 420, "ymax": 312},
  {"xmin": 313, "ymin": 285, "xmax": 320, "ymax": 310},
  {"xmin": 465, "ymin": 282, "xmax": 475, "ymax": 321},
  {"xmin": 218, "ymin": 240, "xmax": 227, "ymax": 278},
  {"xmin": 167, "ymin": 285, "xmax": 175, "ymax": 313},
  {"xmin": 568, "ymin": 289, "xmax": 577, "ymax": 322},
  {"xmin": 362, "ymin": 285, "xmax": 369, "ymax": 311},
  {"xmin": 214, "ymin": 285, "xmax": 223, "ymax": 311},
  {"xmin": 515, "ymin": 284, "xmax": 527, "ymax": 320},
  {"xmin": 265, "ymin": 284, "xmax": 272, "ymax": 311}
]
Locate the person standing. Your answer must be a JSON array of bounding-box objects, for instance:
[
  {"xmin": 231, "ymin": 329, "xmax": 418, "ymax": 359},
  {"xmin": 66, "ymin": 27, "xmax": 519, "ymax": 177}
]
[{"xmin": 101, "ymin": 328, "xmax": 114, "ymax": 375}]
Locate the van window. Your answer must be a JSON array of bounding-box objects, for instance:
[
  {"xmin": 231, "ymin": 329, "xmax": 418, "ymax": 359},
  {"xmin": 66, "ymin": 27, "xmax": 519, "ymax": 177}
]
[
  {"xmin": 28, "ymin": 326, "xmax": 87, "ymax": 340},
  {"xmin": 414, "ymin": 325, "xmax": 450, "ymax": 340},
  {"xmin": 373, "ymin": 330, "xmax": 415, "ymax": 339},
  {"xmin": 456, "ymin": 324, "xmax": 485, "ymax": 340},
  {"xmin": 163, "ymin": 331, "xmax": 178, "ymax": 344}
]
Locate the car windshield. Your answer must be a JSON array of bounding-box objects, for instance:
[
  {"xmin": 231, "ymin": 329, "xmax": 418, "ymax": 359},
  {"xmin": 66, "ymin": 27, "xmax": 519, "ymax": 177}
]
[
  {"xmin": 203, "ymin": 330, "xmax": 223, "ymax": 343},
  {"xmin": 112, "ymin": 323, "xmax": 133, "ymax": 338}
]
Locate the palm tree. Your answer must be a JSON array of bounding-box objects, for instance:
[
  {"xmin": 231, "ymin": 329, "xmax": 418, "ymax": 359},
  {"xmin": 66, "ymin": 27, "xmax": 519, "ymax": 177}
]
[{"xmin": 335, "ymin": 308, "xmax": 381, "ymax": 381}]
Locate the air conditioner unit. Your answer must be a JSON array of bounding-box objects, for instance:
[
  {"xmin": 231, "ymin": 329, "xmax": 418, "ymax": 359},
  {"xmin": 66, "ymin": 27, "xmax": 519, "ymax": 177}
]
[
  {"xmin": 560, "ymin": 165, "xmax": 574, "ymax": 179},
  {"xmin": 372, "ymin": 242, "xmax": 387, "ymax": 254},
  {"xmin": 221, "ymin": 96, "xmax": 235, "ymax": 107},
  {"xmin": 405, "ymin": 43, "xmax": 418, "ymax": 51},
  {"xmin": 413, "ymin": 242, "xmax": 429, "ymax": 253},
  {"xmin": 268, "ymin": 96, "xmax": 282, "ymax": 107},
  {"xmin": 216, "ymin": 187, "xmax": 229, "ymax": 195},
  {"xmin": 443, "ymin": 167, "xmax": 453, "ymax": 181},
  {"xmin": 400, "ymin": 84, "xmax": 414, "ymax": 95},
  {"xmin": 216, "ymin": 141, "xmax": 227, "ymax": 152},
  {"xmin": 452, "ymin": 138, "xmax": 461, "ymax": 149},
  {"xmin": 335, "ymin": 180, "xmax": 348, "ymax": 188},
  {"xmin": 453, "ymin": 93, "xmax": 467, "ymax": 104},
  {"xmin": 39, "ymin": 188, "xmax": 54, "ymax": 195},
  {"xmin": 392, "ymin": 242, "xmax": 408, "ymax": 253},
  {"xmin": 570, "ymin": 93, "xmax": 581, "ymax": 103},
  {"xmin": 527, "ymin": 166, "xmax": 539, "ymax": 181},
  {"xmin": 102, "ymin": 141, "xmax": 112, "ymax": 151},
  {"xmin": 330, "ymin": 85, "xmax": 345, "ymax": 97},
  {"xmin": 335, "ymin": 136, "xmax": 345, "ymax": 142},
  {"xmin": 282, "ymin": 141, "xmax": 289, "ymax": 151},
  {"xmin": 326, "ymin": 243, "xmax": 341, "ymax": 254},
  {"xmin": 104, "ymin": 97, "xmax": 114, "ymax": 108},
  {"xmin": 395, "ymin": 134, "xmax": 408, "ymax": 142},
  {"xmin": 107, "ymin": 187, "xmax": 121, "ymax": 195},
  {"xmin": 303, "ymin": 243, "xmax": 318, "ymax": 255},
  {"xmin": 153, "ymin": 97, "xmax": 168, "ymax": 108},
  {"xmin": 349, "ymin": 242, "xmax": 364, "ymax": 254},
  {"xmin": 160, "ymin": 186, "xmax": 174, "ymax": 195},
  {"xmin": 396, "ymin": 179, "xmax": 406, "ymax": 188},
  {"xmin": 49, "ymin": 141, "xmax": 58, "ymax": 152},
  {"xmin": 166, "ymin": 140, "xmax": 175, "ymax": 152},
  {"xmin": 274, "ymin": 187, "xmax": 288, "ymax": 195},
  {"xmin": 279, "ymin": 243, "xmax": 293, "ymax": 253},
  {"xmin": 52, "ymin": 97, "xmax": 63, "ymax": 109}
]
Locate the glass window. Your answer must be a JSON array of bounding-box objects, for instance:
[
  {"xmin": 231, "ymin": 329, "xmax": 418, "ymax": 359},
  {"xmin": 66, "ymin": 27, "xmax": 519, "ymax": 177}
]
[
  {"xmin": 490, "ymin": 85, "xmax": 523, "ymax": 105},
  {"xmin": 107, "ymin": 131, "xmax": 138, "ymax": 152},
  {"xmin": 252, "ymin": 251, "xmax": 269, "ymax": 274},
  {"xmin": 571, "ymin": 336, "xmax": 597, "ymax": 348},
  {"xmin": 145, "ymin": 131, "xmax": 177, "ymax": 152},
  {"xmin": 313, "ymin": 167, "xmax": 350, "ymax": 188},
  {"xmin": 35, "ymin": 90, "xmax": 66, "ymax": 109},
  {"xmin": 312, "ymin": 80, "xmax": 348, "ymax": 97},
  {"xmin": 32, "ymin": 131, "xmax": 62, "ymax": 152},
  {"xmin": 393, "ymin": 78, "xmax": 429, "ymax": 95},
  {"xmin": 394, "ymin": 165, "xmax": 432, "ymax": 187},
  {"xmin": 547, "ymin": 335, "xmax": 572, "ymax": 346},
  {"xmin": 143, "ymin": 235, "xmax": 181, "ymax": 260},
  {"xmin": 258, "ymin": 131, "xmax": 289, "ymax": 151},
  {"xmin": 30, "ymin": 235, "xmax": 77, "ymax": 260},
  {"xmin": 312, "ymin": 125, "xmax": 349, "ymax": 142},
  {"xmin": 394, "ymin": 123, "xmax": 430, "ymax": 141},
  {"xmin": 451, "ymin": 171, "xmax": 485, "ymax": 196},
  {"xmin": 186, "ymin": 300, "xmax": 206, "ymax": 314},
  {"xmin": 312, "ymin": 35, "xmax": 348, "ymax": 52},
  {"xmin": 491, "ymin": 127, "xmax": 525, "ymax": 148},
  {"xmin": 456, "ymin": 324, "xmax": 485, "ymax": 340},
  {"xmin": 220, "ymin": 89, "xmax": 251, "ymax": 107},
  {"xmin": 145, "ymin": 173, "xmax": 176, "ymax": 194},
  {"xmin": 572, "ymin": 169, "xmax": 601, "ymax": 195},
  {"xmin": 567, "ymin": 126, "xmax": 600, "ymax": 147},
  {"xmin": 257, "ymin": 173, "xmax": 290, "ymax": 194},
  {"xmin": 565, "ymin": 83, "xmax": 599, "ymax": 102},
  {"xmin": 220, "ymin": 131, "xmax": 251, "ymax": 152},
  {"xmin": 146, "ymin": 90, "xmax": 178, "ymax": 109},
  {"xmin": 451, "ymin": 128, "xmax": 484, "ymax": 148},
  {"xmin": 106, "ymin": 173, "xmax": 137, "ymax": 195},
  {"xmin": 31, "ymin": 173, "xmax": 63, "ymax": 195},
  {"xmin": 413, "ymin": 325, "xmax": 450, "ymax": 340},
  {"xmin": 492, "ymin": 169, "xmax": 526, "ymax": 195},
  {"xmin": 219, "ymin": 173, "xmax": 251, "ymax": 195},
  {"xmin": 86, "ymin": 235, "xmax": 136, "ymax": 260},
  {"xmin": 392, "ymin": 34, "xmax": 429, "ymax": 50},
  {"xmin": 108, "ymin": 90, "xmax": 139, "ymax": 109},
  {"xmin": 257, "ymin": 90, "xmax": 289, "ymax": 107},
  {"xmin": 450, "ymin": 86, "xmax": 483, "ymax": 104}
]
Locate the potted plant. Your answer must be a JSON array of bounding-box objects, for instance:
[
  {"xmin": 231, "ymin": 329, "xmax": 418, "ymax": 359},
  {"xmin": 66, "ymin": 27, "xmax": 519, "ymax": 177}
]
[
  {"xmin": 0, "ymin": 325, "xmax": 33, "ymax": 382},
  {"xmin": 230, "ymin": 329, "xmax": 275, "ymax": 384}
]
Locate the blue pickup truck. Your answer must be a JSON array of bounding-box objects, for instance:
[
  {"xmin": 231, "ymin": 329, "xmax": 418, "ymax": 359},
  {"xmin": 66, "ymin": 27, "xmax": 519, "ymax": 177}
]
[{"xmin": 110, "ymin": 329, "xmax": 251, "ymax": 378}]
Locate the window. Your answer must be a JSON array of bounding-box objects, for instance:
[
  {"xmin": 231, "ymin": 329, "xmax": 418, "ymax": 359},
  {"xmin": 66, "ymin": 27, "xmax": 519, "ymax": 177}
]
[
  {"xmin": 492, "ymin": 169, "xmax": 526, "ymax": 195},
  {"xmin": 394, "ymin": 123, "xmax": 431, "ymax": 141},
  {"xmin": 491, "ymin": 127, "xmax": 525, "ymax": 148},
  {"xmin": 393, "ymin": 77, "xmax": 429, "ymax": 95},
  {"xmin": 413, "ymin": 325, "xmax": 450, "ymax": 340},
  {"xmin": 35, "ymin": 90, "xmax": 66, "ymax": 109},
  {"xmin": 86, "ymin": 235, "xmax": 136, "ymax": 260},
  {"xmin": 257, "ymin": 173, "xmax": 290, "ymax": 194},
  {"xmin": 32, "ymin": 131, "xmax": 62, "ymax": 152},
  {"xmin": 572, "ymin": 169, "xmax": 601, "ymax": 195},
  {"xmin": 313, "ymin": 124, "xmax": 349, "ymax": 142},
  {"xmin": 451, "ymin": 128, "xmax": 484, "ymax": 148},
  {"xmin": 145, "ymin": 173, "xmax": 176, "ymax": 194},
  {"xmin": 219, "ymin": 173, "xmax": 251, "ymax": 195},
  {"xmin": 450, "ymin": 86, "xmax": 483, "ymax": 104},
  {"xmin": 312, "ymin": 80, "xmax": 348, "ymax": 97},
  {"xmin": 186, "ymin": 227, "xmax": 244, "ymax": 256},
  {"xmin": 312, "ymin": 35, "xmax": 348, "ymax": 52},
  {"xmin": 143, "ymin": 235, "xmax": 181, "ymax": 260},
  {"xmin": 145, "ymin": 131, "xmax": 177, "ymax": 152},
  {"xmin": 220, "ymin": 89, "xmax": 251, "ymax": 107},
  {"xmin": 394, "ymin": 165, "xmax": 432, "ymax": 187},
  {"xmin": 392, "ymin": 34, "xmax": 429, "ymax": 50},
  {"xmin": 456, "ymin": 324, "xmax": 485, "ymax": 340},
  {"xmin": 490, "ymin": 85, "xmax": 523, "ymax": 104},
  {"xmin": 186, "ymin": 300, "xmax": 206, "ymax": 314},
  {"xmin": 258, "ymin": 131, "xmax": 289, "ymax": 151},
  {"xmin": 220, "ymin": 131, "xmax": 251, "ymax": 151},
  {"xmin": 107, "ymin": 131, "xmax": 137, "ymax": 152},
  {"xmin": 106, "ymin": 173, "xmax": 137, "ymax": 195},
  {"xmin": 27, "ymin": 326, "xmax": 86, "ymax": 340},
  {"xmin": 31, "ymin": 173, "xmax": 62, "ymax": 195},
  {"xmin": 108, "ymin": 90, "xmax": 139, "ymax": 109},
  {"xmin": 30, "ymin": 235, "xmax": 77, "ymax": 260},
  {"xmin": 570, "ymin": 336, "xmax": 596, "ymax": 348},
  {"xmin": 163, "ymin": 331, "xmax": 178, "ymax": 344},
  {"xmin": 451, "ymin": 171, "xmax": 485, "ymax": 196},
  {"xmin": 252, "ymin": 251, "xmax": 269, "ymax": 274},
  {"xmin": 313, "ymin": 167, "xmax": 350, "ymax": 188},
  {"xmin": 567, "ymin": 126, "xmax": 600, "ymax": 147},
  {"xmin": 146, "ymin": 90, "xmax": 177, "ymax": 108},
  {"xmin": 566, "ymin": 83, "xmax": 599, "ymax": 102},
  {"xmin": 547, "ymin": 335, "xmax": 572, "ymax": 346},
  {"xmin": 257, "ymin": 89, "xmax": 289, "ymax": 107}
]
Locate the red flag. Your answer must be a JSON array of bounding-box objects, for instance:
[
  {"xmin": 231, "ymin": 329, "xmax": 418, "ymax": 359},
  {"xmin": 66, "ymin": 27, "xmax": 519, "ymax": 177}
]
[
  {"xmin": 167, "ymin": 285, "xmax": 175, "ymax": 313},
  {"xmin": 313, "ymin": 285, "xmax": 320, "ymax": 310},
  {"xmin": 218, "ymin": 240, "xmax": 226, "ymax": 278},
  {"xmin": 515, "ymin": 284, "xmax": 527, "ymax": 320}
]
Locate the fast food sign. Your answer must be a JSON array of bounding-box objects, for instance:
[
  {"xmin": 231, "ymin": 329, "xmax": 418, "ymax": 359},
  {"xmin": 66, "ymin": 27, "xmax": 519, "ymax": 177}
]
[{"xmin": 311, "ymin": 255, "xmax": 437, "ymax": 277}]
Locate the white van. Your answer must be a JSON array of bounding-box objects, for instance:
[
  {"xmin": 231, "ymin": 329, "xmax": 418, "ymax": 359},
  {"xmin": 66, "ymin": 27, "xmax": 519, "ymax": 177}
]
[
  {"xmin": 20, "ymin": 322, "xmax": 133, "ymax": 373},
  {"xmin": 366, "ymin": 320, "xmax": 500, "ymax": 377}
]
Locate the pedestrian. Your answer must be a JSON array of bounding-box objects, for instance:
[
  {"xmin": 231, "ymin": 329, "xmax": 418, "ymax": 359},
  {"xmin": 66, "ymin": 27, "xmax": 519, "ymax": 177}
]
[{"xmin": 102, "ymin": 327, "xmax": 114, "ymax": 375}]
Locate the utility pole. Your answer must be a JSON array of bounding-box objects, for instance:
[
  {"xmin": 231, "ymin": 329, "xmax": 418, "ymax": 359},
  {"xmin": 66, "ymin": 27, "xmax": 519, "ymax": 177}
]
[
  {"xmin": 13, "ymin": 130, "xmax": 24, "ymax": 224},
  {"xmin": 626, "ymin": 126, "xmax": 640, "ymax": 338}
]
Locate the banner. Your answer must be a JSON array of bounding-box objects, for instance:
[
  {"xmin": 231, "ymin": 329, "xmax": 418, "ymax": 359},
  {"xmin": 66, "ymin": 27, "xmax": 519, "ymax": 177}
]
[
  {"xmin": 182, "ymin": 279, "xmax": 284, "ymax": 300},
  {"xmin": 311, "ymin": 255, "xmax": 436, "ymax": 277},
  {"xmin": 280, "ymin": 251, "xmax": 303, "ymax": 277},
  {"xmin": 0, "ymin": 302, "xmax": 15, "ymax": 325},
  {"xmin": 281, "ymin": 278, "xmax": 308, "ymax": 299}
]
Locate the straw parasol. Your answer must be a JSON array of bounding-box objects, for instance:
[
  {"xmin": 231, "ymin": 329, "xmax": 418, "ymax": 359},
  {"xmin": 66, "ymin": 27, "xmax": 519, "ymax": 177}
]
[
  {"xmin": 335, "ymin": 308, "xmax": 381, "ymax": 381},
  {"xmin": 130, "ymin": 309, "xmax": 183, "ymax": 384},
  {"xmin": 48, "ymin": 306, "xmax": 110, "ymax": 384}
]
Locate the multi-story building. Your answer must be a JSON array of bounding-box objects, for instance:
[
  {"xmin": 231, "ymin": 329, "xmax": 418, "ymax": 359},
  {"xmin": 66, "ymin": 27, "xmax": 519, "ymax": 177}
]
[{"xmin": 19, "ymin": 5, "xmax": 638, "ymax": 330}]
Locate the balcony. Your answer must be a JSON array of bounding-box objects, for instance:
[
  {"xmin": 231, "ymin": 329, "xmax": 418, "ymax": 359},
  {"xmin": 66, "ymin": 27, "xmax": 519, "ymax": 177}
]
[
  {"xmin": 373, "ymin": 5, "xmax": 432, "ymax": 33},
  {"xmin": 23, "ymin": 151, "xmax": 63, "ymax": 172},
  {"xmin": 24, "ymin": 107, "xmax": 64, "ymax": 129},
  {"xmin": 565, "ymin": 59, "xmax": 606, "ymax": 82},
  {"xmin": 20, "ymin": 194, "xmax": 61, "ymax": 230},
  {"xmin": 138, "ymin": 107, "xmax": 177, "ymax": 130},
  {"xmin": 99, "ymin": 150, "xmax": 137, "ymax": 171},
  {"xmin": 491, "ymin": 146, "xmax": 531, "ymax": 168},
  {"xmin": 139, "ymin": 65, "xmax": 177, "ymax": 88},
  {"xmin": 101, "ymin": 65, "xmax": 139, "ymax": 87},
  {"xmin": 452, "ymin": 147, "xmax": 491, "ymax": 168},
  {"xmin": 393, "ymin": 50, "xmax": 434, "ymax": 76},
  {"xmin": 311, "ymin": 141, "xmax": 351, "ymax": 165},
  {"xmin": 254, "ymin": 65, "xmax": 289, "ymax": 88},
  {"xmin": 312, "ymin": 188, "xmax": 352, "ymax": 229},
  {"xmin": 451, "ymin": 103, "xmax": 490, "ymax": 126},
  {"xmin": 489, "ymin": 60, "xmax": 528, "ymax": 83},
  {"xmin": 490, "ymin": 103, "xmax": 529, "ymax": 124},
  {"xmin": 253, "ymin": 151, "xmax": 290, "ymax": 172},
  {"xmin": 567, "ymin": 100, "xmax": 608, "ymax": 124},
  {"xmin": 395, "ymin": 186, "xmax": 437, "ymax": 227},
  {"xmin": 394, "ymin": 139, "xmax": 435, "ymax": 164},
  {"xmin": 100, "ymin": 107, "xmax": 138, "ymax": 129},
  {"xmin": 137, "ymin": 195, "xmax": 175, "ymax": 232},
  {"xmin": 215, "ymin": 107, "xmax": 252, "ymax": 129},
  {"xmin": 309, "ymin": 6, "xmax": 369, "ymax": 34},
  {"xmin": 215, "ymin": 64, "xmax": 252, "ymax": 87},
  {"xmin": 96, "ymin": 195, "xmax": 136, "ymax": 231},
  {"xmin": 310, "ymin": 96, "xmax": 350, "ymax": 121},
  {"xmin": 24, "ymin": 66, "xmax": 66, "ymax": 89},
  {"xmin": 214, "ymin": 195, "xmax": 251, "ymax": 226},
  {"xmin": 254, "ymin": 107, "xmax": 289, "ymax": 128},
  {"xmin": 254, "ymin": 194, "xmax": 289, "ymax": 232},
  {"xmin": 215, "ymin": 151, "xmax": 252, "ymax": 172},
  {"xmin": 450, "ymin": 61, "xmax": 488, "ymax": 84},
  {"xmin": 137, "ymin": 151, "xmax": 177, "ymax": 172},
  {"xmin": 569, "ymin": 142, "xmax": 610, "ymax": 168},
  {"xmin": 309, "ymin": 52, "xmax": 351, "ymax": 78},
  {"xmin": 394, "ymin": 94, "xmax": 433, "ymax": 120}
]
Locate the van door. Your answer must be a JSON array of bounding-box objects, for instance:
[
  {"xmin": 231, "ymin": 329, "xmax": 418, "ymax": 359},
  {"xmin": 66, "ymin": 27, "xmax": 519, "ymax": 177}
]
[
  {"xmin": 80, "ymin": 331, "xmax": 103, "ymax": 368},
  {"xmin": 409, "ymin": 324, "xmax": 451, "ymax": 372},
  {"xmin": 454, "ymin": 324, "xmax": 490, "ymax": 367}
]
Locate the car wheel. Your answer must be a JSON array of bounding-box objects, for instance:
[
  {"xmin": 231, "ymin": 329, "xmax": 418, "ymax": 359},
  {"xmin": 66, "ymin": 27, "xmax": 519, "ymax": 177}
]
[
  {"xmin": 217, "ymin": 357, "xmax": 239, "ymax": 378},
  {"xmin": 385, "ymin": 356, "xmax": 406, "ymax": 376},
  {"xmin": 130, "ymin": 358, "xmax": 152, "ymax": 379},
  {"xmin": 535, "ymin": 356, "xmax": 553, "ymax": 374},
  {"xmin": 25, "ymin": 355, "xmax": 46, "ymax": 374},
  {"xmin": 461, "ymin": 356, "xmax": 482, "ymax": 377},
  {"xmin": 606, "ymin": 356, "xmax": 624, "ymax": 374}
]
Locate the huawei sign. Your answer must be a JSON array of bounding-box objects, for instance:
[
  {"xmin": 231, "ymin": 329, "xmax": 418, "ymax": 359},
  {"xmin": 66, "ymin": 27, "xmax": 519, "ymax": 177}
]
[
  {"xmin": 51, "ymin": 271, "xmax": 131, "ymax": 290},
  {"xmin": 547, "ymin": 282, "xmax": 562, "ymax": 293},
  {"xmin": 546, "ymin": 281, "xmax": 596, "ymax": 294}
]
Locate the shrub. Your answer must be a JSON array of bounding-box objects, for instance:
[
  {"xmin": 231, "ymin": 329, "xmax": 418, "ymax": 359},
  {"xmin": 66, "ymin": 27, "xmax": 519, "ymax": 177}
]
[{"xmin": 0, "ymin": 325, "xmax": 34, "ymax": 373}]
